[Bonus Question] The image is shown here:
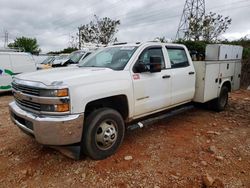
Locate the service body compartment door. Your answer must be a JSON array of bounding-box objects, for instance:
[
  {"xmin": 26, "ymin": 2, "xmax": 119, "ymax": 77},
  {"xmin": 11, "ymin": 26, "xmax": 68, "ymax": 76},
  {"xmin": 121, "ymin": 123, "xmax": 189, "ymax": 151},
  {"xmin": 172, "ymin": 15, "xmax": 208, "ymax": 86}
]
[
  {"xmin": 233, "ymin": 60, "xmax": 241, "ymax": 90},
  {"xmin": 193, "ymin": 61, "xmax": 220, "ymax": 103},
  {"xmin": 204, "ymin": 63, "xmax": 220, "ymax": 101},
  {"xmin": 219, "ymin": 61, "xmax": 235, "ymax": 78}
]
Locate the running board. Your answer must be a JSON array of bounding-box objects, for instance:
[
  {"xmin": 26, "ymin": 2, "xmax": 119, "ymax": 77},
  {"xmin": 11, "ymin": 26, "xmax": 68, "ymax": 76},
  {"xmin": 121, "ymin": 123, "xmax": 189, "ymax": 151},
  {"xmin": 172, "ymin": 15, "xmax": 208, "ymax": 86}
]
[{"xmin": 127, "ymin": 105, "xmax": 194, "ymax": 131}]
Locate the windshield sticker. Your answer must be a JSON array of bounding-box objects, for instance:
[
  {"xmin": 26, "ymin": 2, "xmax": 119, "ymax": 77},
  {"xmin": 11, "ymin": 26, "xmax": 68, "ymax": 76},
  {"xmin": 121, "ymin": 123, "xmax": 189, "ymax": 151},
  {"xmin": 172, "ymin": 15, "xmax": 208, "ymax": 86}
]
[{"xmin": 120, "ymin": 47, "xmax": 135, "ymax": 50}]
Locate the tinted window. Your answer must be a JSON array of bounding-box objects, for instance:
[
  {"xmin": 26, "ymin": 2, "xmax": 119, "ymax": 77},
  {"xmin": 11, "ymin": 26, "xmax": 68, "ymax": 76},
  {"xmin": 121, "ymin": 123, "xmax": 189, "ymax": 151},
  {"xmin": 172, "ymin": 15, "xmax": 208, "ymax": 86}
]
[
  {"xmin": 138, "ymin": 48, "xmax": 165, "ymax": 69},
  {"xmin": 166, "ymin": 48, "xmax": 189, "ymax": 68}
]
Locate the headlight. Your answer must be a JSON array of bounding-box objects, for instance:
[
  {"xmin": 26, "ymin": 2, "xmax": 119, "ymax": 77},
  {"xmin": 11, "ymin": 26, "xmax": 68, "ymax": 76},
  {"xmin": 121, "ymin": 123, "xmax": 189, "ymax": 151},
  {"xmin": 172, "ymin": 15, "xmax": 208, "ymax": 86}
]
[
  {"xmin": 41, "ymin": 103, "xmax": 70, "ymax": 112},
  {"xmin": 40, "ymin": 88, "xmax": 69, "ymax": 97}
]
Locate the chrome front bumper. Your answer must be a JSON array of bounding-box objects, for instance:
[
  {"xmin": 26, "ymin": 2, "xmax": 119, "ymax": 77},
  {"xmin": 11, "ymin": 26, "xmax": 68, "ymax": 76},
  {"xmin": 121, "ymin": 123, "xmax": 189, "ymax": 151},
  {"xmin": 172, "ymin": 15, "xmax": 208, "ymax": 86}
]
[{"xmin": 9, "ymin": 101, "xmax": 84, "ymax": 146}]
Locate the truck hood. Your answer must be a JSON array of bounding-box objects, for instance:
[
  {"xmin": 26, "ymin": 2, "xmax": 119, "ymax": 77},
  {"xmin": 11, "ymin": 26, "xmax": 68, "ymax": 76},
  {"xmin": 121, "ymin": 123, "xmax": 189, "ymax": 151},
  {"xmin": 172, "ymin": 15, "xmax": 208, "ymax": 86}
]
[{"xmin": 15, "ymin": 67, "xmax": 117, "ymax": 86}]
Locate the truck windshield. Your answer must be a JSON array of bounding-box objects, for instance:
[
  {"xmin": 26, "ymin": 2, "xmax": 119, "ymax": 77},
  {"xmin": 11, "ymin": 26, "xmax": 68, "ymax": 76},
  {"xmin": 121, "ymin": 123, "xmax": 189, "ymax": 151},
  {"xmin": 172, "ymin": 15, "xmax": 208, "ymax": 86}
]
[
  {"xmin": 68, "ymin": 51, "xmax": 85, "ymax": 63},
  {"xmin": 41, "ymin": 56, "xmax": 55, "ymax": 64},
  {"xmin": 78, "ymin": 46, "xmax": 137, "ymax": 70}
]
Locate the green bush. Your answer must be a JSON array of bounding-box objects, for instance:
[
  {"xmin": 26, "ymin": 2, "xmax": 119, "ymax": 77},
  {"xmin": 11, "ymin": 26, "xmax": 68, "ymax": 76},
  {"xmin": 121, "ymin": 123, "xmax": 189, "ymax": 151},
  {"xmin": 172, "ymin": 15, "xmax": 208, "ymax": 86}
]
[{"xmin": 174, "ymin": 38, "xmax": 250, "ymax": 60}]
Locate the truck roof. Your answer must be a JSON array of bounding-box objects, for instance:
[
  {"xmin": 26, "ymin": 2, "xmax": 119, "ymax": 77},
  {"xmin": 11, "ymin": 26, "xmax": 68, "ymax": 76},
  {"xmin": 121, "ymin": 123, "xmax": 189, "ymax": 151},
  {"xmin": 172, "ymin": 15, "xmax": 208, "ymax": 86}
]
[{"xmin": 109, "ymin": 41, "xmax": 186, "ymax": 48}]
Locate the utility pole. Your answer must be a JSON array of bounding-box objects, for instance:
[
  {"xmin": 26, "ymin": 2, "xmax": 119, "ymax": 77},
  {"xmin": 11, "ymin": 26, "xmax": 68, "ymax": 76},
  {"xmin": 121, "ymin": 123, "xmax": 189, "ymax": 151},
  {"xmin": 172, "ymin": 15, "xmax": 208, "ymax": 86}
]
[
  {"xmin": 176, "ymin": 0, "xmax": 205, "ymax": 40},
  {"xmin": 4, "ymin": 30, "xmax": 9, "ymax": 48},
  {"xmin": 78, "ymin": 28, "xmax": 81, "ymax": 50}
]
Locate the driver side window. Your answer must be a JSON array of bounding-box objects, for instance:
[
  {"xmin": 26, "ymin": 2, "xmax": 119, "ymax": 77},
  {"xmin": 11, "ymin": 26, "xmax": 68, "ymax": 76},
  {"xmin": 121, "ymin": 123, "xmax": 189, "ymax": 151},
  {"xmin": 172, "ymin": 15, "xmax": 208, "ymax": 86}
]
[{"xmin": 134, "ymin": 48, "xmax": 165, "ymax": 72}]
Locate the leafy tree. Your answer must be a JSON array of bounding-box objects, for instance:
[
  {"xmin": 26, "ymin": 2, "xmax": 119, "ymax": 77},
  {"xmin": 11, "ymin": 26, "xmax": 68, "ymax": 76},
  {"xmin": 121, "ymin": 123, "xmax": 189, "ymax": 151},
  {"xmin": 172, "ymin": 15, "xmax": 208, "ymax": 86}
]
[
  {"xmin": 186, "ymin": 12, "xmax": 232, "ymax": 42},
  {"xmin": 220, "ymin": 36, "xmax": 250, "ymax": 59},
  {"xmin": 47, "ymin": 47, "xmax": 78, "ymax": 55},
  {"xmin": 78, "ymin": 15, "xmax": 120, "ymax": 46},
  {"xmin": 8, "ymin": 36, "xmax": 41, "ymax": 54},
  {"xmin": 175, "ymin": 39, "xmax": 208, "ymax": 56},
  {"xmin": 69, "ymin": 35, "xmax": 78, "ymax": 49}
]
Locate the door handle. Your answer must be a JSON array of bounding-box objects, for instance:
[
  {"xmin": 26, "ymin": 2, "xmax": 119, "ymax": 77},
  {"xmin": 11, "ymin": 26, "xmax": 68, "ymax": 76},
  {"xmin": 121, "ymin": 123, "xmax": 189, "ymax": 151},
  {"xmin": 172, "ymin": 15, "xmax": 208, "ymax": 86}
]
[
  {"xmin": 162, "ymin": 75, "xmax": 171, "ymax": 79},
  {"xmin": 188, "ymin": 71, "xmax": 195, "ymax": 75}
]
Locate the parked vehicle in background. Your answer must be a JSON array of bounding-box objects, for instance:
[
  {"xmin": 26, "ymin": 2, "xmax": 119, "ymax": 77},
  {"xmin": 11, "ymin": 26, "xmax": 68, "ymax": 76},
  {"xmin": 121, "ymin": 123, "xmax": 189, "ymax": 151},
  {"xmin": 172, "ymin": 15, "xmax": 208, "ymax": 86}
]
[
  {"xmin": 9, "ymin": 42, "xmax": 242, "ymax": 160},
  {"xmin": 32, "ymin": 55, "xmax": 51, "ymax": 64},
  {"xmin": 65, "ymin": 50, "xmax": 92, "ymax": 67},
  {"xmin": 0, "ymin": 52, "xmax": 36, "ymax": 92},
  {"xmin": 37, "ymin": 51, "xmax": 93, "ymax": 70},
  {"xmin": 50, "ymin": 54, "xmax": 69, "ymax": 68},
  {"xmin": 37, "ymin": 56, "xmax": 56, "ymax": 70}
]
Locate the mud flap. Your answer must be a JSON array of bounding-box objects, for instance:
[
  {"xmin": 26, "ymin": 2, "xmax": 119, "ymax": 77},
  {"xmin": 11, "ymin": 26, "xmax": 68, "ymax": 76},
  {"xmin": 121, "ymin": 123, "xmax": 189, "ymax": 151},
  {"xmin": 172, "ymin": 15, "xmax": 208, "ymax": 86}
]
[{"xmin": 51, "ymin": 144, "xmax": 82, "ymax": 160}]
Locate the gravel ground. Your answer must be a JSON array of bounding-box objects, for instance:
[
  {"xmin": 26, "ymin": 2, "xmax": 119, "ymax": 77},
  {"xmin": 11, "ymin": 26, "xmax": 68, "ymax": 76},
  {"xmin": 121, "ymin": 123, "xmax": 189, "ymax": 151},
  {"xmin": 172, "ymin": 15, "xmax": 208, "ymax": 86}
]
[{"xmin": 0, "ymin": 90, "xmax": 249, "ymax": 188}]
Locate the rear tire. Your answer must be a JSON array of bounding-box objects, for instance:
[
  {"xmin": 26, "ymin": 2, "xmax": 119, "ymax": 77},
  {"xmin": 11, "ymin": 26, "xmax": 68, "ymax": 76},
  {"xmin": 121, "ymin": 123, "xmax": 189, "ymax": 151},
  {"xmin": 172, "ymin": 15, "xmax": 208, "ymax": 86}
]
[
  {"xmin": 213, "ymin": 86, "xmax": 229, "ymax": 112},
  {"xmin": 81, "ymin": 108, "xmax": 125, "ymax": 160}
]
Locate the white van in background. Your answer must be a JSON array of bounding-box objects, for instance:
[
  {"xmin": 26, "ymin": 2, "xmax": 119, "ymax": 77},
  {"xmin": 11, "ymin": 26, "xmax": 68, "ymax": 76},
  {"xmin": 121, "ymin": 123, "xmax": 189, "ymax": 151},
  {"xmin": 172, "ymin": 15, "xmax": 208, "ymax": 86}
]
[{"xmin": 0, "ymin": 52, "xmax": 36, "ymax": 92}]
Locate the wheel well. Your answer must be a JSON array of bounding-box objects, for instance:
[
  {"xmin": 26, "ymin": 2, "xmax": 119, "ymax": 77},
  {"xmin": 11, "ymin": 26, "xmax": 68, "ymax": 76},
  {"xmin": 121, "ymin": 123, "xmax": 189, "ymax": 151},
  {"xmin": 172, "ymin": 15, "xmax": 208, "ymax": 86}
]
[
  {"xmin": 222, "ymin": 81, "xmax": 231, "ymax": 92},
  {"xmin": 85, "ymin": 95, "xmax": 129, "ymax": 121}
]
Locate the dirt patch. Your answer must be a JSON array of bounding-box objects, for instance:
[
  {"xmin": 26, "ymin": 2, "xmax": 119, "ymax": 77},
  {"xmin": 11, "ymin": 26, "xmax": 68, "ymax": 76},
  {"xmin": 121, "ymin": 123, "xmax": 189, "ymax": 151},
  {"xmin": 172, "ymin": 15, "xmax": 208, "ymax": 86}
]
[{"xmin": 0, "ymin": 90, "xmax": 249, "ymax": 187}]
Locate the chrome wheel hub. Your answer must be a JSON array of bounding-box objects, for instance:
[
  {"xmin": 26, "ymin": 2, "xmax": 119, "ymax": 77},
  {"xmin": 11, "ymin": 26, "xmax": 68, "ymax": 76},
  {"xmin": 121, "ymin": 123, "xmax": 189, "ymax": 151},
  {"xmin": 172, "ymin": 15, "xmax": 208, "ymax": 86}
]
[{"xmin": 95, "ymin": 120, "xmax": 118, "ymax": 150}]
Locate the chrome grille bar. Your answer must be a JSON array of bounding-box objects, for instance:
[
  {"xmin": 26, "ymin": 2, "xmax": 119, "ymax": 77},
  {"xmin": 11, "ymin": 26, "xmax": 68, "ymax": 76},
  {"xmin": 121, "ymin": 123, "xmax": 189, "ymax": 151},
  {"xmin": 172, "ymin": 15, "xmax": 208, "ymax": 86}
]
[
  {"xmin": 15, "ymin": 98, "xmax": 41, "ymax": 111},
  {"xmin": 12, "ymin": 82, "xmax": 40, "ymax": 96}
]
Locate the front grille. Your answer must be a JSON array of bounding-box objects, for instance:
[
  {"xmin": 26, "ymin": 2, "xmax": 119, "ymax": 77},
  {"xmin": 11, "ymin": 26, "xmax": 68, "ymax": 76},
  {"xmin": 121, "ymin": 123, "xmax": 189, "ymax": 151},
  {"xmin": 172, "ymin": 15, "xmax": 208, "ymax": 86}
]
[
  {"xmin": 14, "ymin": 97, "xmax": 41, "ymax": 111},
  {"xmin": 12, "ymin": 82, "xmax": 40, "ymax": 96},
  {"xmin": 12, "ymin": 81, "xmax": 42, "ymax": 113},
  {"xmin": 12, "ymin": 81, "xmax": 69, "ymax": 115}
]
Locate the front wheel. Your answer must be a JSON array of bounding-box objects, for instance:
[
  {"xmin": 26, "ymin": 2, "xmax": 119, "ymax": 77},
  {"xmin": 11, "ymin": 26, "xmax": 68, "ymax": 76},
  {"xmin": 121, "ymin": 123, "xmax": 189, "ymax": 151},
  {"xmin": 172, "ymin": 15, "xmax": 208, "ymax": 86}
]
[
  {"xmin": 213, "ymin": 86, "xmax": 229, "ymax": 112},
  {"xmin": 81, "ymin": 108, "xmax": 125, "ymax": 160}
]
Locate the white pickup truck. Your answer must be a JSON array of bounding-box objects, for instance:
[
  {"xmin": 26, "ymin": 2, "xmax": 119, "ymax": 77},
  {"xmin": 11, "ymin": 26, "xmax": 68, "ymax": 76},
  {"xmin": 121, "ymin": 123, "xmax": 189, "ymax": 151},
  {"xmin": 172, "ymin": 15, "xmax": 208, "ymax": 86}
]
[{"xmin": 9, "ymin": 42, "xmax": 242, "ymax": 160}]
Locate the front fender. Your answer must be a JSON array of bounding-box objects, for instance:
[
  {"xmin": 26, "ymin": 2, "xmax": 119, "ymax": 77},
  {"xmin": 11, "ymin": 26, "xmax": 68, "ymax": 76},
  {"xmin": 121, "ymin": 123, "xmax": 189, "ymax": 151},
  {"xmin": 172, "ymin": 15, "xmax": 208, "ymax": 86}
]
[{"xmin": 69, "ymin": 79, "xmax": 134, "ymax": 118}]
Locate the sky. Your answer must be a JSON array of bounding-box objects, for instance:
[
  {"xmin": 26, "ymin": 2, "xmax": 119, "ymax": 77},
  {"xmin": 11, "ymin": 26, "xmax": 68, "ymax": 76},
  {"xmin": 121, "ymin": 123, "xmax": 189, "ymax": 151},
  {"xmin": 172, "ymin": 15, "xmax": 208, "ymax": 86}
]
[{"xmin": 0, "ymin": 0, "xmax": 250, "ymax": 53}]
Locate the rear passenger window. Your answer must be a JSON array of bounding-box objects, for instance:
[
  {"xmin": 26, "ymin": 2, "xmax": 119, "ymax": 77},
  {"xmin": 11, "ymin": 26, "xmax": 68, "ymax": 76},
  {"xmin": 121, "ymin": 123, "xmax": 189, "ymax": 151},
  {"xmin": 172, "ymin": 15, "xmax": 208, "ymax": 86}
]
[{"xmin": 166, "ymin": 48, "xmax": 189, "ymax": 68}]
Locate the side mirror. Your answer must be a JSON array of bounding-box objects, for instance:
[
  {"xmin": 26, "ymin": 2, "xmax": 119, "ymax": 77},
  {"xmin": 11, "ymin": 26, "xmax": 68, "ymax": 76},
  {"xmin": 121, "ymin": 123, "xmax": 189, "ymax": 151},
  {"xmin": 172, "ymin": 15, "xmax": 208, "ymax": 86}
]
[
  {"xmin": 134, "ymin": 62, "xmax": 148, "ymax": 73},
  {"xmin": 149, "ymin": 56, "xmax": 162, "ymax": 73}
]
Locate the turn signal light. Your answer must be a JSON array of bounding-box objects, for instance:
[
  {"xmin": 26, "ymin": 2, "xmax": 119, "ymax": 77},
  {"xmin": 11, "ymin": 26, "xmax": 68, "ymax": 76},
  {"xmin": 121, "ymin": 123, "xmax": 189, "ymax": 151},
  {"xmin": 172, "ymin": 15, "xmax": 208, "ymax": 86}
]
[{"xmin": 55, "ymin": 103, "xmax": 70, "ymax": 112}]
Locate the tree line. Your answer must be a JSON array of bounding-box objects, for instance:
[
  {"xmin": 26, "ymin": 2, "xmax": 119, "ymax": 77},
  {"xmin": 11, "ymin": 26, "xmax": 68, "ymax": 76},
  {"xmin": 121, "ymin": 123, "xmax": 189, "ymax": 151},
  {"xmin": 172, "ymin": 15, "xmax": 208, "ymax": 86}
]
[{"xmin": 6, "ymin": 11, "xmax": 250, "ymax": 60}]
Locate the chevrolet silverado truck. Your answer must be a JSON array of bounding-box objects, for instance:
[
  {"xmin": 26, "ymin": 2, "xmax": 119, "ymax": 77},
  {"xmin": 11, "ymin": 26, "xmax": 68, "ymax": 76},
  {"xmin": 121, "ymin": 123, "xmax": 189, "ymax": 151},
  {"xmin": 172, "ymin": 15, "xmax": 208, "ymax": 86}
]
[{"xmin": 9, "ymin": 42, "xmax": 242, "ymax": 160}]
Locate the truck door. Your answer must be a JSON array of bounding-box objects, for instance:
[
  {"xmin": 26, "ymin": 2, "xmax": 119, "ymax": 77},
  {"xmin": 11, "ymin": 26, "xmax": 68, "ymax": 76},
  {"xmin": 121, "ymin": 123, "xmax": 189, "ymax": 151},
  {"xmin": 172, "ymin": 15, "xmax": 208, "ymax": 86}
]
[
  {"xmin": 132, "ymin": 46, "xmax": 172, "ymax": 117},
  {"xmin": 166, "ymin": 46, "xmax": 195, "ymax": 105}
]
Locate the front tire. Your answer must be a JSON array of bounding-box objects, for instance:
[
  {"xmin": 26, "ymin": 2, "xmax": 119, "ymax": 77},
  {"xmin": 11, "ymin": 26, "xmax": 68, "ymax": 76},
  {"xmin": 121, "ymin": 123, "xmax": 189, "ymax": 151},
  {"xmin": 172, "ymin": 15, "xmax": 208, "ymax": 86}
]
[
  {"xmin": 213, "ymin": 86, "xmax": 229, "ymax": 112},
  {"xmin": 82, "ymin": 108, "xmax": 125, "ymax": 160}
]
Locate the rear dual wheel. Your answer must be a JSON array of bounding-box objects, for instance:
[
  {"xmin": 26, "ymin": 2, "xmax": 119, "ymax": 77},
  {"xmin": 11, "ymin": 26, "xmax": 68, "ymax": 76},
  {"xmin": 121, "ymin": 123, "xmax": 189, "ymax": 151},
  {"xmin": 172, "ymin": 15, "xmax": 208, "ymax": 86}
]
[{"xmin": 213, "ymin": 86, "xmax": 229, "ymax": 112}]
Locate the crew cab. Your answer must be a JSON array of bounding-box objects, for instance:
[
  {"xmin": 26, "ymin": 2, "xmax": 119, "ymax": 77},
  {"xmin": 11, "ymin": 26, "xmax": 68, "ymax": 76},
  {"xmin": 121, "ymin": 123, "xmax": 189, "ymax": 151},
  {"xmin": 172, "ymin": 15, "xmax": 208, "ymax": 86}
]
[{"xmin": 9, "ymin": 42, "xmax": 242, "ymax": 160}]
